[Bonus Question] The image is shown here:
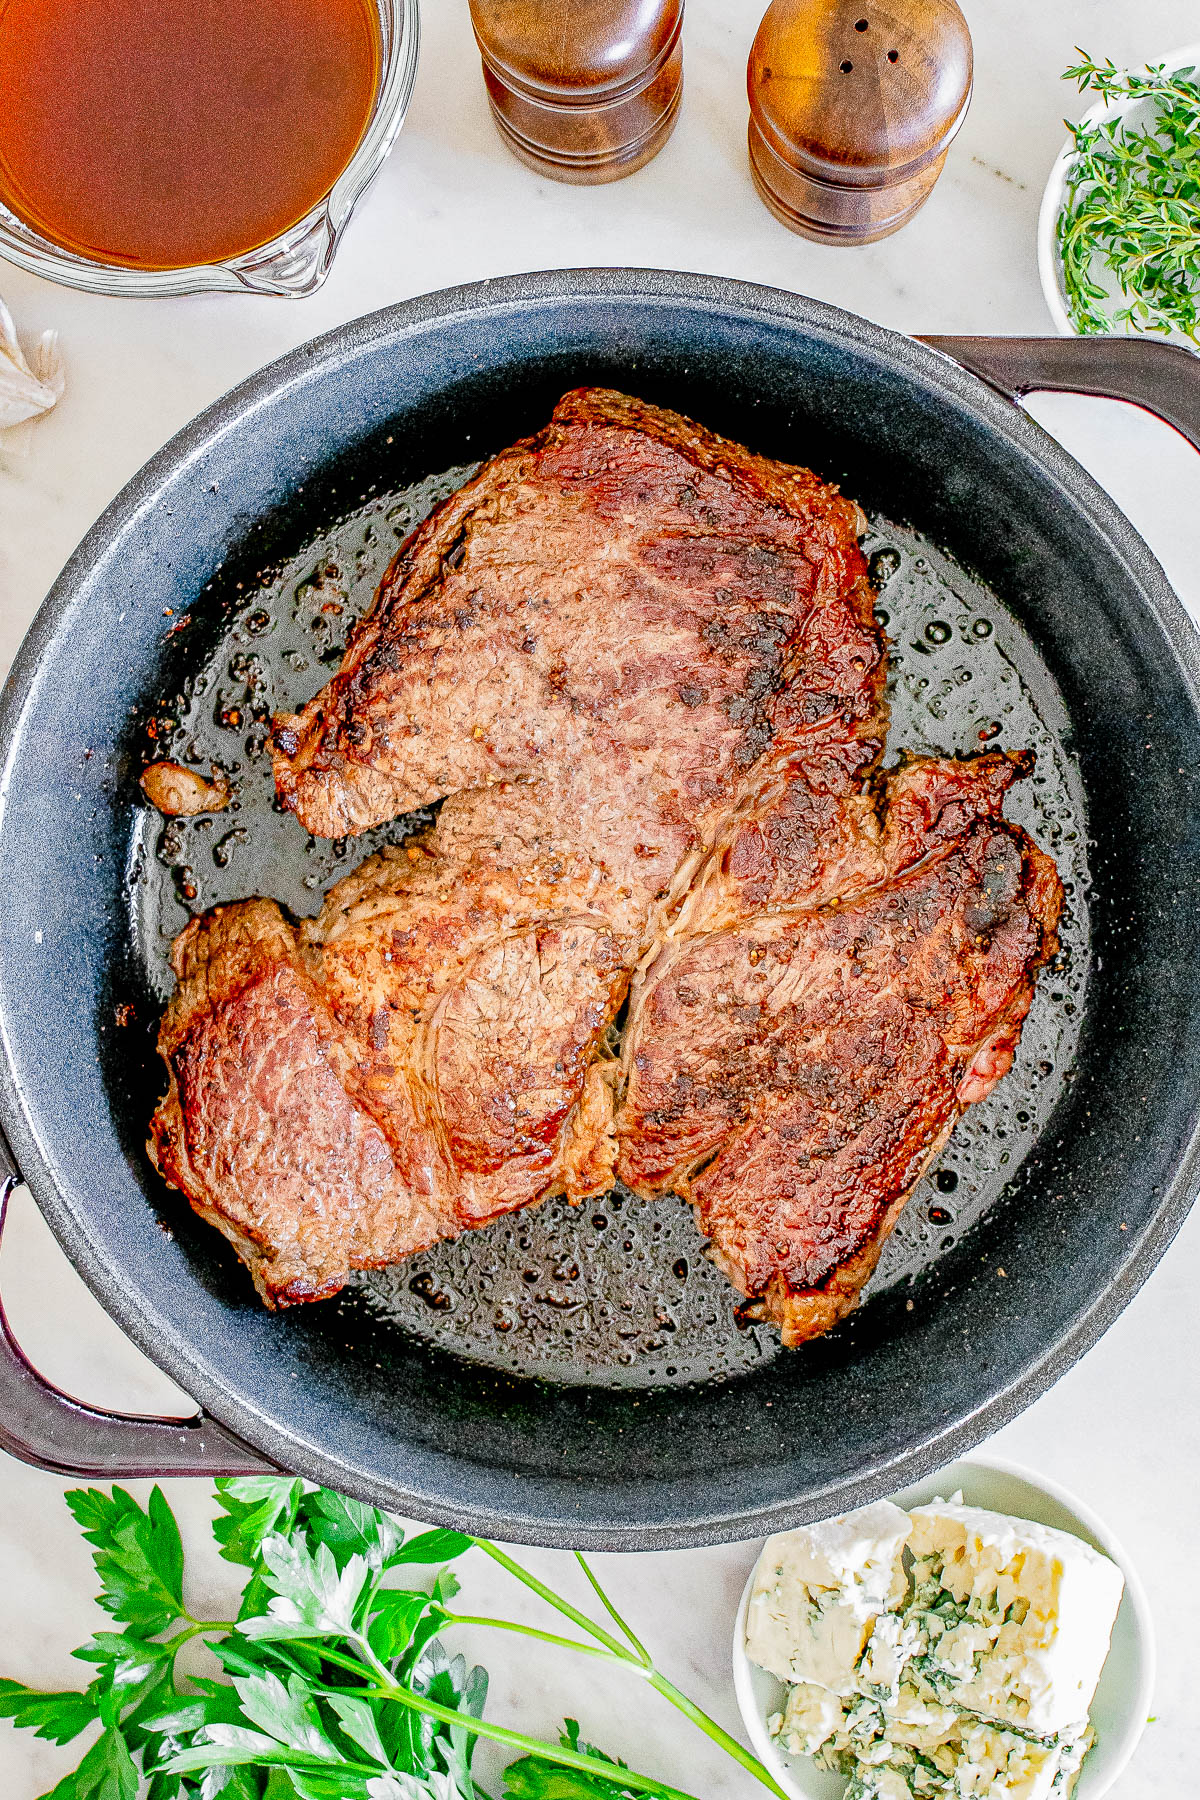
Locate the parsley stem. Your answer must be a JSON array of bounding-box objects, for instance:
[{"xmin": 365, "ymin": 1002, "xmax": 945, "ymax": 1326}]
[
  {"xmin": 314, "ymin": 1646, "xmax": 380, "ymax": 1682},
  {"xmin": 322, "ymin": 1670, "xmax": 701, "ymax": 1800},
  {"xmin": 164, "ymin": 1746, "xmax": 385, "ymax": 1780},
  {"xmin": 442, "ymin": 1613, "xmax": 628, "ymax": 1664},
  {"xmin": 648, "ymin": 1672, "xmax": 789, "ymax": 1800},
  {"xmin": 574, "ymin": 1552, "xmax": 652, "ymax": 1665},
  {"xmin": 470, "ymin": 1539, "xmax": 629, "ymax": 1657},
  {"xmin": 470, "ymin": 1539, "xmax": 787, "ymax": 1799},
  {"xmin": 166, "ymin": 1620, "xmax": 235, "ymax": 1644}
]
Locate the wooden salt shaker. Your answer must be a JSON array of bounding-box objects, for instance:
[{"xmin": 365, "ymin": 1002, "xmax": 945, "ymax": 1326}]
[
  {"xmin": 747, "ymin": 0, "xmax": 972, "ymax": 244},
  {"xmin": 468, "ymin": 0, "xmax": 684, "ymax": 184}
]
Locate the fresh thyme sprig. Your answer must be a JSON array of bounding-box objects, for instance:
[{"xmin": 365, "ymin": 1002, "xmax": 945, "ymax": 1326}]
[
  {"xmin": 0, "ymin": 1478, "xmax": 786, "ymax": 1800},
  {"xmin": 1056, "ymin": 51, "xmax": 1200, "ymax": 344}
]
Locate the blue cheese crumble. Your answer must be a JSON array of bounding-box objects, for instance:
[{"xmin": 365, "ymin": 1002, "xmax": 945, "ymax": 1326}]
[{"xmin": 746, "ymin": 1496, "xmax": 1124, "ymax": 1800}]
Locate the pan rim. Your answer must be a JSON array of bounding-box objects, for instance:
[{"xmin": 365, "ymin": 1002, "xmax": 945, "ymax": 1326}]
[{"xmin": 1, "ymin": 266, "xmax": 1198, "ymax": 1547}]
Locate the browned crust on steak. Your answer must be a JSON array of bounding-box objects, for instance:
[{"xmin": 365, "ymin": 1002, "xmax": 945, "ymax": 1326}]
[
  {"xmin": 271, "ymin": 386, "xmax": 882, "ymax": 873},
  {"xmin": 615, "ymin": 754, "xmax": 1063, "ymax": 1343},
  {"xmin": 151, "ymin": 390, "xmax": 1064, "ymax": 1344},
  {"xmin": 149, "ymin": 784, "xmax": 635, "ymax": 1305},
  {"xmin": 148, "ymin": 900, "xmax": 439, "ymax": 1305}
]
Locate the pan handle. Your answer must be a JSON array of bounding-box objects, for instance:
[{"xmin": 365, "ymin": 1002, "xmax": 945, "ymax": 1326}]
[
  {"xmin": 919, "ymin": 335, "xmax": 1200, "ymax": 456},
  {"xmin": 0, "ymin": 1145, "xmax": 278, "ymax": 1480}
]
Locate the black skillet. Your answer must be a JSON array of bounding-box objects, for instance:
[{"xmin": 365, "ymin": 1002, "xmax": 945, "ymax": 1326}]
[{"xmin": 1, "ymin": 271, "xmax": 1198, "ymax": 1549}]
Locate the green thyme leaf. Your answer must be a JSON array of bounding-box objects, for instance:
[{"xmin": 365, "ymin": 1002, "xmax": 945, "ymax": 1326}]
[{"xmin": 1057, "ymin": 51, "xmax": 1200, "ymax": 344}]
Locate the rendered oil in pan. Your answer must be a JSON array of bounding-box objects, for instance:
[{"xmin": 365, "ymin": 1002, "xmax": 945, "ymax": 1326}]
[{"xmin": 129, "ymin": 474, "xmax": 1090, "ymax": 1391}]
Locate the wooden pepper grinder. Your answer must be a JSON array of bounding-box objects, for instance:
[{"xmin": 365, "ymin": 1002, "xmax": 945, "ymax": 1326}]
[
  {"xmin": 468, "ymin": 0, "xmax": 684, "ymax": 184},
  {"xmin": 747, "ymin": 0, "xmax": 972, "ymax": 244}
]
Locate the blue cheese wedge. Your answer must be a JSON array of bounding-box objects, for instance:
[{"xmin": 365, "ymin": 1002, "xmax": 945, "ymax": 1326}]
[
  {"xmin": 777, "ymin": 1682, "xmax": 1091, "ymax": 1800},
  {"xmin": 841, "ymin": 1718, "xmax": 1089, "ymax": 1800},
  {"xmin": 747, "ymin": 1494, "xmax": 1124, "ymax": 1800},
  {"xmin": 746, "ymin": 1501, "xmax": 912, "ymax": 1694},
  {"xmin": 904, "ymin": 1500, "xmax": 1125, "ymax": 1737}
]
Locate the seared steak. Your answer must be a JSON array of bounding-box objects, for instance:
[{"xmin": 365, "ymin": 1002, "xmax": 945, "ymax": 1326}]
[
  {"xmin": 150, "ymin": 783, "xmax": 633, "ymax": 1304},
  {"xmin": 614, "ymin": 753, "xmax": 1062, "ymax": 1344},
  {"xmin": 272, "ymin": 387, "xmax": 883, "ymax": 905},
  {"xmin": 150, "ymin": 389, "xmax": 1063, "ymax": 1339},
  {"xmin": 149, "ymin": 899, "xmax": 440, "ymax": 1305}
]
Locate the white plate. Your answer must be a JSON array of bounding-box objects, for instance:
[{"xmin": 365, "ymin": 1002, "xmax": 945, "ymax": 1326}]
[
  {"xmin": 732, "ymin": 1454, "xmax": 1156, "ymax": 1800},
  {"xmin": 1037, "ymin": 44, "xmax": 1200, "ymax": 342}
]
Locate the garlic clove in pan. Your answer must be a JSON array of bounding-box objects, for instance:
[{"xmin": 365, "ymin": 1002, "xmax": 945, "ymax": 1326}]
[{"xmin": 140, "ymin": 761, "xmax": 231, "ymax": 817}]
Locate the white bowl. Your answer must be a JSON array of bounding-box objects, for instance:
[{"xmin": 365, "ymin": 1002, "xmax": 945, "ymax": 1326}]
[
  {"xmin": 1037, "ymin": 44, "xmax": 1200, "ymax": 341},
  {"xmin": 732, "ymin": 1455, "xmax": 1155, "ymax": 1800}
]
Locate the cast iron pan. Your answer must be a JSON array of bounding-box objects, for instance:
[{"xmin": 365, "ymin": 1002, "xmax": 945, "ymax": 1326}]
[{"xmin": 0, "ymin": 272, "xmax": 1198, "ymax": 1548}]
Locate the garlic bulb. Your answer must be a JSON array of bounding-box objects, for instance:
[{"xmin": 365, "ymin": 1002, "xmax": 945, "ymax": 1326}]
[{"xmin": 0, "ymin": 296, "xmax": 64, "ymax": 434}]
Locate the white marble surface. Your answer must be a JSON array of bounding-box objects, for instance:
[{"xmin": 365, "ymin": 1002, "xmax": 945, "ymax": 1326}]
[{"xmin": 2, "ymin": 2, "xmax": 1200, "ymax": 1795}]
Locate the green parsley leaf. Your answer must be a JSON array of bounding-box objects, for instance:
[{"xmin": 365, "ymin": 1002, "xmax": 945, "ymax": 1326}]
[
  {"xmin": 288, "ymin": 1773, "xmax": 418, "ymax": 1800},
  {"xmin": 422, "ymin": 1646, "xmax": 487, "ymax": 1798},
  {"xmin": 214, "ymin": 1477, "xmax": 305, "ymax": 1571},
  {"xmin": 54, "ymin": 1722, "xmax": 140, "ymax": 1800},
  {"xmin": 390, "ymin": 1532, "xmax": 473, "ymax": 1568},
  {"xmin": 0, "ymin": 1677, "xmax": 98, "ymax": 1745},
  {"xmin": 327, "ymin": 1692, "xmax": 394, "ymax": 1769},
  {"xmin": 366, "ymin": 1590, "xmax": 436, "ymax": 1666},
  {"xmin": 261, "ymin": 1774, "xmax": 303, "ymax": 1800},
  {"xmin": 231, "ymin": 1670, "xmax": 341, "ymax": 1762},
  {"xmin": 8, "ymin": 1484, "xmax": 775, "ymax": 1800},
  {"xmin": 299, "ymin": 1489, "xmax": 403, "ymax": 1575},
  {"xmin": 363, "ymin": 1777, "xmax": 470, "ymax": 1800},
  {"xmin": 207, "ymin": 1771, "xmax": 266, "ymax": 1800},
  {"xmin": 503, "ymin": 1723, "xmax": 660, "ymax": 1800},
  {"xmin": 65, "ymin": 1487, "xmax": 186, "ymax": 1636},
  {"xmin": 136, "ymin": 1696, "xmax": 211, "ymax": 1736},
  {"xmin": 242, "ymin": 1533, "xmax": 369, "ymax": 1641},
  {"xmin": 502, "ymin": 1762, "xmax": 652, "ymax": 1800},
  {"xmin": 161, "ymin": 1724, "xmax": 295, "ymax": 1772},
  {"xmin": 432, "ymin": 1573, "xmax": 461, "ymax": 1608},
  {"xmin": 72, "ymin": 1630, "xmax": 175, "ymax": 1739},
  {"xmin": 139, "ymin": 1679, "xmax": 248, "ymax": 1743}
]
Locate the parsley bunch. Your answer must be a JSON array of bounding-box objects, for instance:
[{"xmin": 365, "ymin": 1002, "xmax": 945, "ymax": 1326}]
[
  {"xmin": 1057, "ymin": 52, "xmax": 1200, "ymax": 344},
  {"xmin": 0, "ymin": 1479, "xmax": 784, "ymax": 1800}
]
